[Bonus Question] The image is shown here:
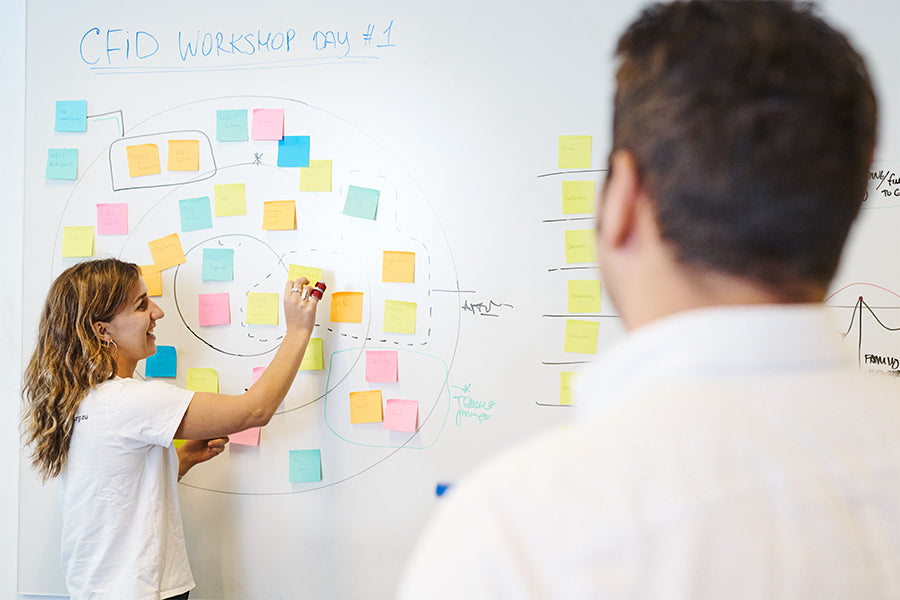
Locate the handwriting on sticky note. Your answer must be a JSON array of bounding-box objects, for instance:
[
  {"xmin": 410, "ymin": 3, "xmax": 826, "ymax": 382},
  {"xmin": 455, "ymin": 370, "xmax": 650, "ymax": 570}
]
[
  {"xmin": 563, "ymin": 319, "xmax": 599, "ymax": 354},
  {"xmin": 382, "ymin": 251, "xmax": 415, "ymax": 283},
  {"xmin": 299, "ymin": 159, "xmax": 332, "ymax": 192},
  {"xmin": 288, "ymin": 264, "xmax": 323, "ymax": 286},
  {"xmin": 567, "ymin": 280, "xmax": 602, "ymax": 313},
  {"xmin": 167, "ymin": 140, "xmax": 200, "ymax": 171},
  {"xmin": 300, "ymin": 338, "xmax": 324, "ymax": 371},
  {"xmin": 186, "ymin": 368, "xmax": 219, "ymax": 392},
  {"xmin": 330, "ymin": 292, "xmax": 363, "ymax": 323},
  {"xmin": 201, "ymin": 248, "xmax": 234, "ymax": 281},
  {"xmin": 145, "ymin": 346, "xmax": 177, "ymax": 378},
  {"xmin": 560, "ymin": 372, "xmax": 575, "ymax": 405},
  {"xmin": 343, "ymin": 185, "xmax": 380, "ymax": 220},
  {"xmin": 383, "ymin": 300, "xmax": 416, "ymax": 334},
  {"xmin": 277, "ymin": 135, "xmax": 310, "ymax": 168},
  {"xmin": 262, "ymin": 200, "xmax": 296, "ymax": 230},
  {"xmin": 246, "ymin": 292, "xmax": 279, "ymax": 325},
  {"xmin": 252, "ymin": 108, "xmax": 284, "ymax": 140},
  {"xmin": 139, "ymin": 264, "xmax": 163, "ymax": 297},
  {"xmin": 349, "ymin": 390, "xmax": 383, "ymax": 424},
  {"xmin": 384, "ymin": 399, "xmax": 418, "ymax": 432},
  {"xmin": 46, "ymin": 149, "xmax": 78, "ymax": 180},
  {"xmin": 179, "ymin": 196, "xmax": 212, "ymax": 232},
  {"xmin": 366, "ymin": 350, "xmax": 398, "ymax": 383},
  {"xmin": 289, "ymin": 449, "xmax": 322, "ymax": 482},
  {"xmin": 562, "ymin": 180, "xmax": 596, "ymax": 214},
  {"xmin": 126, "ymin": 144, "xmax": 161, "ymax": 177},
  {"xmin": 55, "ymin": 100, "xmax": 87, "ymax": 132},
  {"xmin": 564, "ymin": 229, "xmax": 596, "ymax": 264},
  {"xmin": 198, "ymin": 293, "xmax": 231, "ymax": 326},
  {"xmin": 217, "ymin": 109, "xmax": 248, "ymax": 142},
  {"xmin": 148, "ymin": 233, "xmax": 186, "ymax": 270},
  {"xmin": 96, "ymin": 203, "xmax": 128, "ymax": 235},
  {"xmin": 214, "ymin": 183, "xmax": 246, "ymax": 217},
  {"xmin": 62, "ymin": 226, "xmax": 93, "ymax": 257},
  {"xmin": 558, "ymin": 135, "xmax": 592, "ymax": 169}
]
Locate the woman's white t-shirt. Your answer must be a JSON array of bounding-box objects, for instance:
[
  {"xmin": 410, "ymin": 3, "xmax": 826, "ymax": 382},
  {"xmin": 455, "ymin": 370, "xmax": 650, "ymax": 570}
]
[{"xmin": 59, "ymin": 377, "xmax": 195, "ymax": 600}]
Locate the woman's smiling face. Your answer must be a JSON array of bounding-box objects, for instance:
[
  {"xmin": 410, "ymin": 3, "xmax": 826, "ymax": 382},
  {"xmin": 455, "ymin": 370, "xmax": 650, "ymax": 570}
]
[{"xmin": 102, "ymin": 279, "xmax": 165, "ymax": 376}]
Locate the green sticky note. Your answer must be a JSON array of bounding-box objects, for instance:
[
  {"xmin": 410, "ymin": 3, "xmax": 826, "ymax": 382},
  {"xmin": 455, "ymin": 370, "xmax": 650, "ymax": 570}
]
[
  {"xmin": 564, "ymin": 229, "xmax": 596, "ymax": 264},
  {"xmin": 383, "ymin": 300, "xmax": 417, "ymax": 334},
  {"xmin": 46, "ymin": 149, "xmax": 78, "ymax": 180},
  {"xmin": 562, "ymin": 180, "xmax": 596, "ymax": 214},
  {"xmin": 567, "ymin": 280, "xmax": 602, "ymax": 313},
  {"xmin": 214, "ymin": 183, "xmax": 247, "ymax": 217},
  {"xmin": 55, "ymin": 100, "xmax": 87, "ymax": 132},
  {"xmin": 289, "ymin": 449, "xmax": 322, "ymax": 482},
  {"xmin": 61, "ymin": 226, "xmax": 94, "ymax": 257},
  {"xmin": 558, "ymin": 135, "xmax": 592, "ymax": 169},
  {"xmin": 246, "ymin": 292, "xmax": 279, "ymax": 325},
  {"xmin": 563, "ymin": 319, "xmax": 599, "ymax": 354},
  {"xmin": 216, "ymin": 109, "xmax": 248, "ymax": 142},
  {"xmin": 560, "ymin": 372, "xmax": 575, "ymax": 405},
  {"xmin": 202, "ymin": 248, "xmax": 234, "ymax": 281},
  {"xmin": 300, "ymin": 338, "xmax": 324, "ymax": 371},
  {"xmin": 343, "ymin": 185, "xmax": 380, "ymax": 220},
  {"xmin": 179, "ymin": 197, "xmax": 212, "ymax": 232}
]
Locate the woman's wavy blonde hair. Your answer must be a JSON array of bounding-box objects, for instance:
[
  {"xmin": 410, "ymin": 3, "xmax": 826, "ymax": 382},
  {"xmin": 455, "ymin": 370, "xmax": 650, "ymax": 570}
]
[{"xmin": 22, "ymin": 258, "xmax": 141, "ymax": 480}]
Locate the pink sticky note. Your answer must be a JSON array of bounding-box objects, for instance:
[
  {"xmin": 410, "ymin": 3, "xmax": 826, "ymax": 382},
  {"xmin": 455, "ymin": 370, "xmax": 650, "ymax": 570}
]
[
  {"xmin": 198, "ymin": 293, "xmax": 230, "ymax": 326},
  {"xmin": 384, "ymin": 399, "xmax": 418, "ymax": 432},
  {"xmin": 230, "ymin": 427, "xmax": 261, "ymax": 446},
  {"xmin": 251, "ymin": 366, "xmax": 266, "ymax": 385},
  {"xmin": 366, "ymin": 350, "xmax": 398, "ymax": 383},
  {"xmin": 252, "ymin": 108, "xmax": 284, "ymax": 140},
  {"xmin": 96, "ymin": 203, "xmax": 128, "ymax": 235}
]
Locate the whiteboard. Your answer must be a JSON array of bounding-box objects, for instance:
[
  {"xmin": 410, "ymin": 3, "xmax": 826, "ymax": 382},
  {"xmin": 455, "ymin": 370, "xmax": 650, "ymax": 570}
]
[{"xmin": 18, "ymin": 1, "xmax": 899, "ymax": 598}]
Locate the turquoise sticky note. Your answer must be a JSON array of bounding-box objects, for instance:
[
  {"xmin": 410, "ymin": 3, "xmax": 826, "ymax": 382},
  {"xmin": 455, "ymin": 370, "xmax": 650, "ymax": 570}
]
[
  {"xmin": 202, "ymin": 248, "xmax": 234, "ymax": 281},
  {"xmin": 343, "ymin": 185, "xmax": 380, "ymax": 220},
  {"xmin": 289, "ymin": 449, "xmax": 322, "ymax": 483},
  {"xmin": 277, "ymin": 135, "xmax": 310, "ymax": 168},
  {"xmin": 216, "ymin": 109, "xmax": 248, "ymax": 142},
  {"xmin": 179, "ymin": 196, "xmax": 212, "ymax": 232},
  {"xmin": 46, "ymin": 149, "xmax": 78, "ymax": 180},
  {"xmin": 55, "ymin": 100, "xmax": 87, "ymax": 132},
  {"xmin": 145, "ymin": 345, "xmax": 177, "ymax": 377}
]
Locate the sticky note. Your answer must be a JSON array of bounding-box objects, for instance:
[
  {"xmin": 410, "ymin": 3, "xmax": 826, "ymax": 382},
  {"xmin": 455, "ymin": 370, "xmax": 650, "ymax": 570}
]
[
  {"xmin": 558, "ymin": 135, "xmax": 592, "ymax": 169},
  {"xmin": 179, "ymin": 196, "xmax": 212, "ymax": 232},
  {"xmin": 145, "ymin": 346, "xmax": 177, "ymax": 378},
  {"xmin": 148, "ymin": 233, "xmax": 187, "ymax": 270},
  {"xmin": 366, "ymin": 350, "xmax": 398, "ymax": 383},
  {"xmin": 277, "ymin": 135, "xmax": 310, "ymax": 168},
  {"xmin": 288, "ymin": 265, "xmax": 322, "ymax": 286},
  {"xmin": 349, "ymin": 390, "xmax": 383, "ymax": 424},
  {"xmin": 46, "ymin": 149, "xmax": 78, "ymax": 180},
  {"xmin": 567, "ymin": 279, "xmax": 602, "ymax": 313},
  {"xmin": 300, "ymin": 338, "xmax": 324, "ymax": 371},
  {"xmin": 330, "ymin": 292, "xmax": 363, "ymax": 323},
  {"xmin": 216, "ymin": 109, "xmax": 248, "ymax": 142},
  {"xmin": 198, "ymin": 293, "xmax": 230, "ymax": 326},
  {"xmin": 230, "ymin": 427, "xmax": 261, "ymax": 446},
  {"xmin": 343, "ymin": 185, "xmax": 380, "ymax": 220},
  {"xmin": 251, "ymin": 366, "xmax": 266, "ymax": 385},
  {"xmin": 54, "ymin": 100, "xmax": 87, "ymax": 132},
  {"xmin": 96, "ymin": 203, "xmax": 128, "ymax": 235},
  {"xmin": 246, "ymin": 292, "xmax": 279, "ymax": 325},
  {"xmin": 201, "ymin": 248, "xmax": 234, "ymax": 281},
  {"xmin": 384, "ymin": 300, "xmax": 416, "ymax": 334},
  {"xmin": 61, "ymin": 226, "xmax": 93, "ymax": 257},
  {"xmin": 382, "ymin": 251, "xmax": 415, "ymax": 283},
  {"xmin": 562, "ymin": 181, "xmax": 596, "ymax": 214},
  {"xmin": 167, "ymin": 140, "xmax": 200, "ymax": 171},
  {"xmin": 564, "ymin": 229, "xmax": 596, "ymax": 264},
  {"xmin": 384, "ymin": 399, "xmax": 418, "ymax": 432},
  {"xmin": 560, "ymin": 372, "xmax": 575, "ymax": 405},
  {"xmin": 251, "ymin": 108, "xmax": 284, "ymax": 140},
  {"xmin": 139, "ymin": 264, "xmax": 163, "ymax": 297},
  {"xmin": 299, "ymin": 159, "xmax": 332, "ymax": 192},
  {"xmin": 563, "ymin": 319, "xmax": 599, "ymax": 354},
  {"xmin": 262, "ymin": 201, "xmax": 297, "ymax": 230},
  {"xmin": 214, "ymin": 183, "xmax": 247, "ymax": 217},
  {"xmin": 186, "ymin": 368, "xmax": 219, "ymax": 392},
  {"xmin": 289, "ymin": 449, "xmax": 322, "ymax": 482},
  {"xmin": 126, "ymin": 144, "xmax": 161, "ymax": 177}
]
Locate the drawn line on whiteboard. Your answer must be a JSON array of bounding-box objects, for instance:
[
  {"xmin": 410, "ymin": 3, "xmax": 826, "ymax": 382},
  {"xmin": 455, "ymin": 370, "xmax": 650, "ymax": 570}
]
[
  {"xmin": 90, "ymin": 55, "xmax": 381, "ymax": 71},
  {"xmin": 537, "ymin": 169, "xmax": 607, "ymax": 178},
  {"xmin": 108, "ymin": 129, "xmax": 217, "ymax": 191},
  {"xmin": 534, "ymin": 401, "xmax": 575, "ymax": 407},
  {"xmin": 542, "ymin": 217, "xmax": 594, "ymax": 223},
  {"xmin": 547, "ymin": 266, "xmax": 597, "ymax": 272},
  {"xmin": 541, "ymin": 361, "xmax": 593, "ymax": 365},
  {"xmin": 87, "ymin": 110, "xmax": 125, "ymax": 137},
  {"xmin": 91, "ymin": 59, "xmax": 378, "ymax": 76},
  {"xmin": 541, "ymin": 314, "xmax": 620, "ymax": 319}
]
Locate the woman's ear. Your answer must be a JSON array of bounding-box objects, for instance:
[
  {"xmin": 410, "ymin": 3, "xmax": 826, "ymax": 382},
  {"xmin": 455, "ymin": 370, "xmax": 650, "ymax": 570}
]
[{"xmin": 91, "ymin": 321, "xmax": 111, "ymax": 343}]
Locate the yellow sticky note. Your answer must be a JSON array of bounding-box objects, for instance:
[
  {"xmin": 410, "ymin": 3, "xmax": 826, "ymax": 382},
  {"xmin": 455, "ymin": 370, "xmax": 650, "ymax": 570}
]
[
  {"xmin": 246, "ymin": 292, "xmax": 279, "ymax": 325},
  {"xmin": 262, "ymin": 200, "xmax": 297, "ymax": 230},
  {"xmin": 382, "ymin": 251, "xmax": 415, "ymax": 283},
  {"xmin": 562, "ymin": 180, "xmax": 596, "ymax": 214},
  {"xmin": 61, "ymin": 226, "xmax": 94, "ymax": 257},
  {"xmin": 214, "ymin": 183, "xmax": 247, "ymax": 217},
  {"xmin": 567, "ymin": 279, "xmax": 602, "ymax": 313},
  {"xmin": 288, "ymin": 264, "xmax": 323, "ymax": 286},
  {"xmin": 139, "ymin": 264, "xmax": 163, "ymax": 297},
  {"xmin": 349, "ymin": 390, "xmax": 383, "ymax": 424},
  {"xmin": 167, "ymin": 139, "xmax": 200, "ymax": 171},
  {"xmin": 126, "ymin": 144, "xmax": 161, "ymax": 177},
  {"xmin": 560, "ymin": 372, "xmax": 575, "ymax": 405},
  {"xmin": 148, "ymin": 233, "xmax": 187, "ymax": 270},
  {"xmin": 300, "ymin": 338, "xmax": 324, "ymax": 371},
  {"xmin": 186, "ymin": 368, "xmax": 219, "ymax": 392},
  {"xmin": 383, "ymin": 300, "xmax": 417, "ymax": 334},
  {"xmin": 331, "ymin": 292, "xmax": 363, "ymax": 323},
  {"xmin": 558, "ymin": 135, "xmax": 592, "ymax": 169},
  {"xmin": 564, "ymin": 230, "xmax": 596, "ymax": 264},
  {"xmin": 299, "ymin": 159, "xmax": 332, "ymax": 192},
  {"xmin": 564, "ymin": 319, "xmax": 599, "ymax": 354}
]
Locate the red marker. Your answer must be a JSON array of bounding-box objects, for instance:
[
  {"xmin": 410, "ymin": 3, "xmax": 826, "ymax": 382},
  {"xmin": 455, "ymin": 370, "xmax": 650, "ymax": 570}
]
[{"xmin": 311, "ymin": 281, "xmax": 326, "ymax": 300}]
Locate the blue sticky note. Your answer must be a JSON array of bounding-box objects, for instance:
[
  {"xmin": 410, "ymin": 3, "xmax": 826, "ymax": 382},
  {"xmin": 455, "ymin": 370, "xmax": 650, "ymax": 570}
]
[
  {"xmin": 277, "ymin": 135, "xmax": 310, "ymax": 168},
  {"xmin": 145, "ymin": 345, "xmax": 177, "ymax": 377},
  {"xmin": 202, "ymin": 248, "xmax": 234, "ymax": 281},
  {"xmin": 289, "ymin": 449, "xmax": 322, "ymax": 483},
  {"xmin": 436, "ymin": 483, "xmax": 453, "ymax": 497},
  {"xmin": 45, "ymin": 149, "xmax": 78, "ymax": 180},
  {"xmin": 343, "ymin": 185, "xmax": 380, "ymax": 220},
  {"xmin": 216, "ymin": 109, "xmax": 248, "ymax": 142},
  {"xmin": 55, "ymin": 100, "xmax": 87, "ymax": 132},
  {"xmin": 179, "ymin": 196, "xmax": 213, "ymax": 232}
]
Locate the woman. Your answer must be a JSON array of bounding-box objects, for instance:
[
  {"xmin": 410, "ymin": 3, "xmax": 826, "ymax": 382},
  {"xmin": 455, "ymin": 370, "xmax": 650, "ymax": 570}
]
[{"xmin": 22, "ymin": 258, "xmax": 320, "ymax": 600}]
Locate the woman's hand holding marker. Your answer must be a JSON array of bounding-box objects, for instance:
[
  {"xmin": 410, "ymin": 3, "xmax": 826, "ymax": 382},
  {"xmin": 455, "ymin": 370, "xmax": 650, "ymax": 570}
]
[{"xmin": 284, "ymin": 277, "xmax": 325, "ymax": 334}]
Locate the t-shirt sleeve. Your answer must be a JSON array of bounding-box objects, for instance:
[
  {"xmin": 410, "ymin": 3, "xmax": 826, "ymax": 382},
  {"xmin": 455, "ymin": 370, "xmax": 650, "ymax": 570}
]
[{"xmin": 107, "ymin": 378, "xmax": 195, "ymax": 447}]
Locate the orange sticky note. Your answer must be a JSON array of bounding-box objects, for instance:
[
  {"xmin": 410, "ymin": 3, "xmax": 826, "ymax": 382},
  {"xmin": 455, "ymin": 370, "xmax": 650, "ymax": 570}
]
[
  {"xmin": 330, "ymin": 292, "xmax": 363, "ymax": 323},
  {"xmin": 167, "ymin": 139, "xmax": 200, "ymax": 171},
  {"xmin": 349, "ymin": 390, "xmax": 383, "ymax": 424},
  {"xmin": 262, "ymin": 200, "xmax": 297, "ymax": 230},
  {"xmin": 126, "ymin": 144, "xmax": 161, "ymax": 177},
  {"xmin": 139, "ymin": 264, "xmax": 163, "ymax": 297},
  {"xmin": 148, "ymin": 233, "xmax": 187, "ymax": 270},
  {"xmin": 382, "ymin": 251, "xmax": 415, "ymax": 283}
]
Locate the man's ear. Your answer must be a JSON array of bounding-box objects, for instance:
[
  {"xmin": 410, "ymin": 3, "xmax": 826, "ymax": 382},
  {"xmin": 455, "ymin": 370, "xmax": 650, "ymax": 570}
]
[{"xmin": 599, "ymin": 150, "xmax": 643, "ymax": 250}]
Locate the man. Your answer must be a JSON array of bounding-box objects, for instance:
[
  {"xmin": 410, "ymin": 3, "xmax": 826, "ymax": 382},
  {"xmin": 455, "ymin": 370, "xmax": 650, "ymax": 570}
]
[{"xmin": 399, "ymin": 1, "xmax": 899, "ymax": 598}]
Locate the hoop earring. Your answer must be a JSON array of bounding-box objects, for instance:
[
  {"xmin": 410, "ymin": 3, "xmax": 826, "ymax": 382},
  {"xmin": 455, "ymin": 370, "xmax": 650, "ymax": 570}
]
[{"xmin": 104, "ymin": 339, "xmax": 118, "ymax": 357}]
